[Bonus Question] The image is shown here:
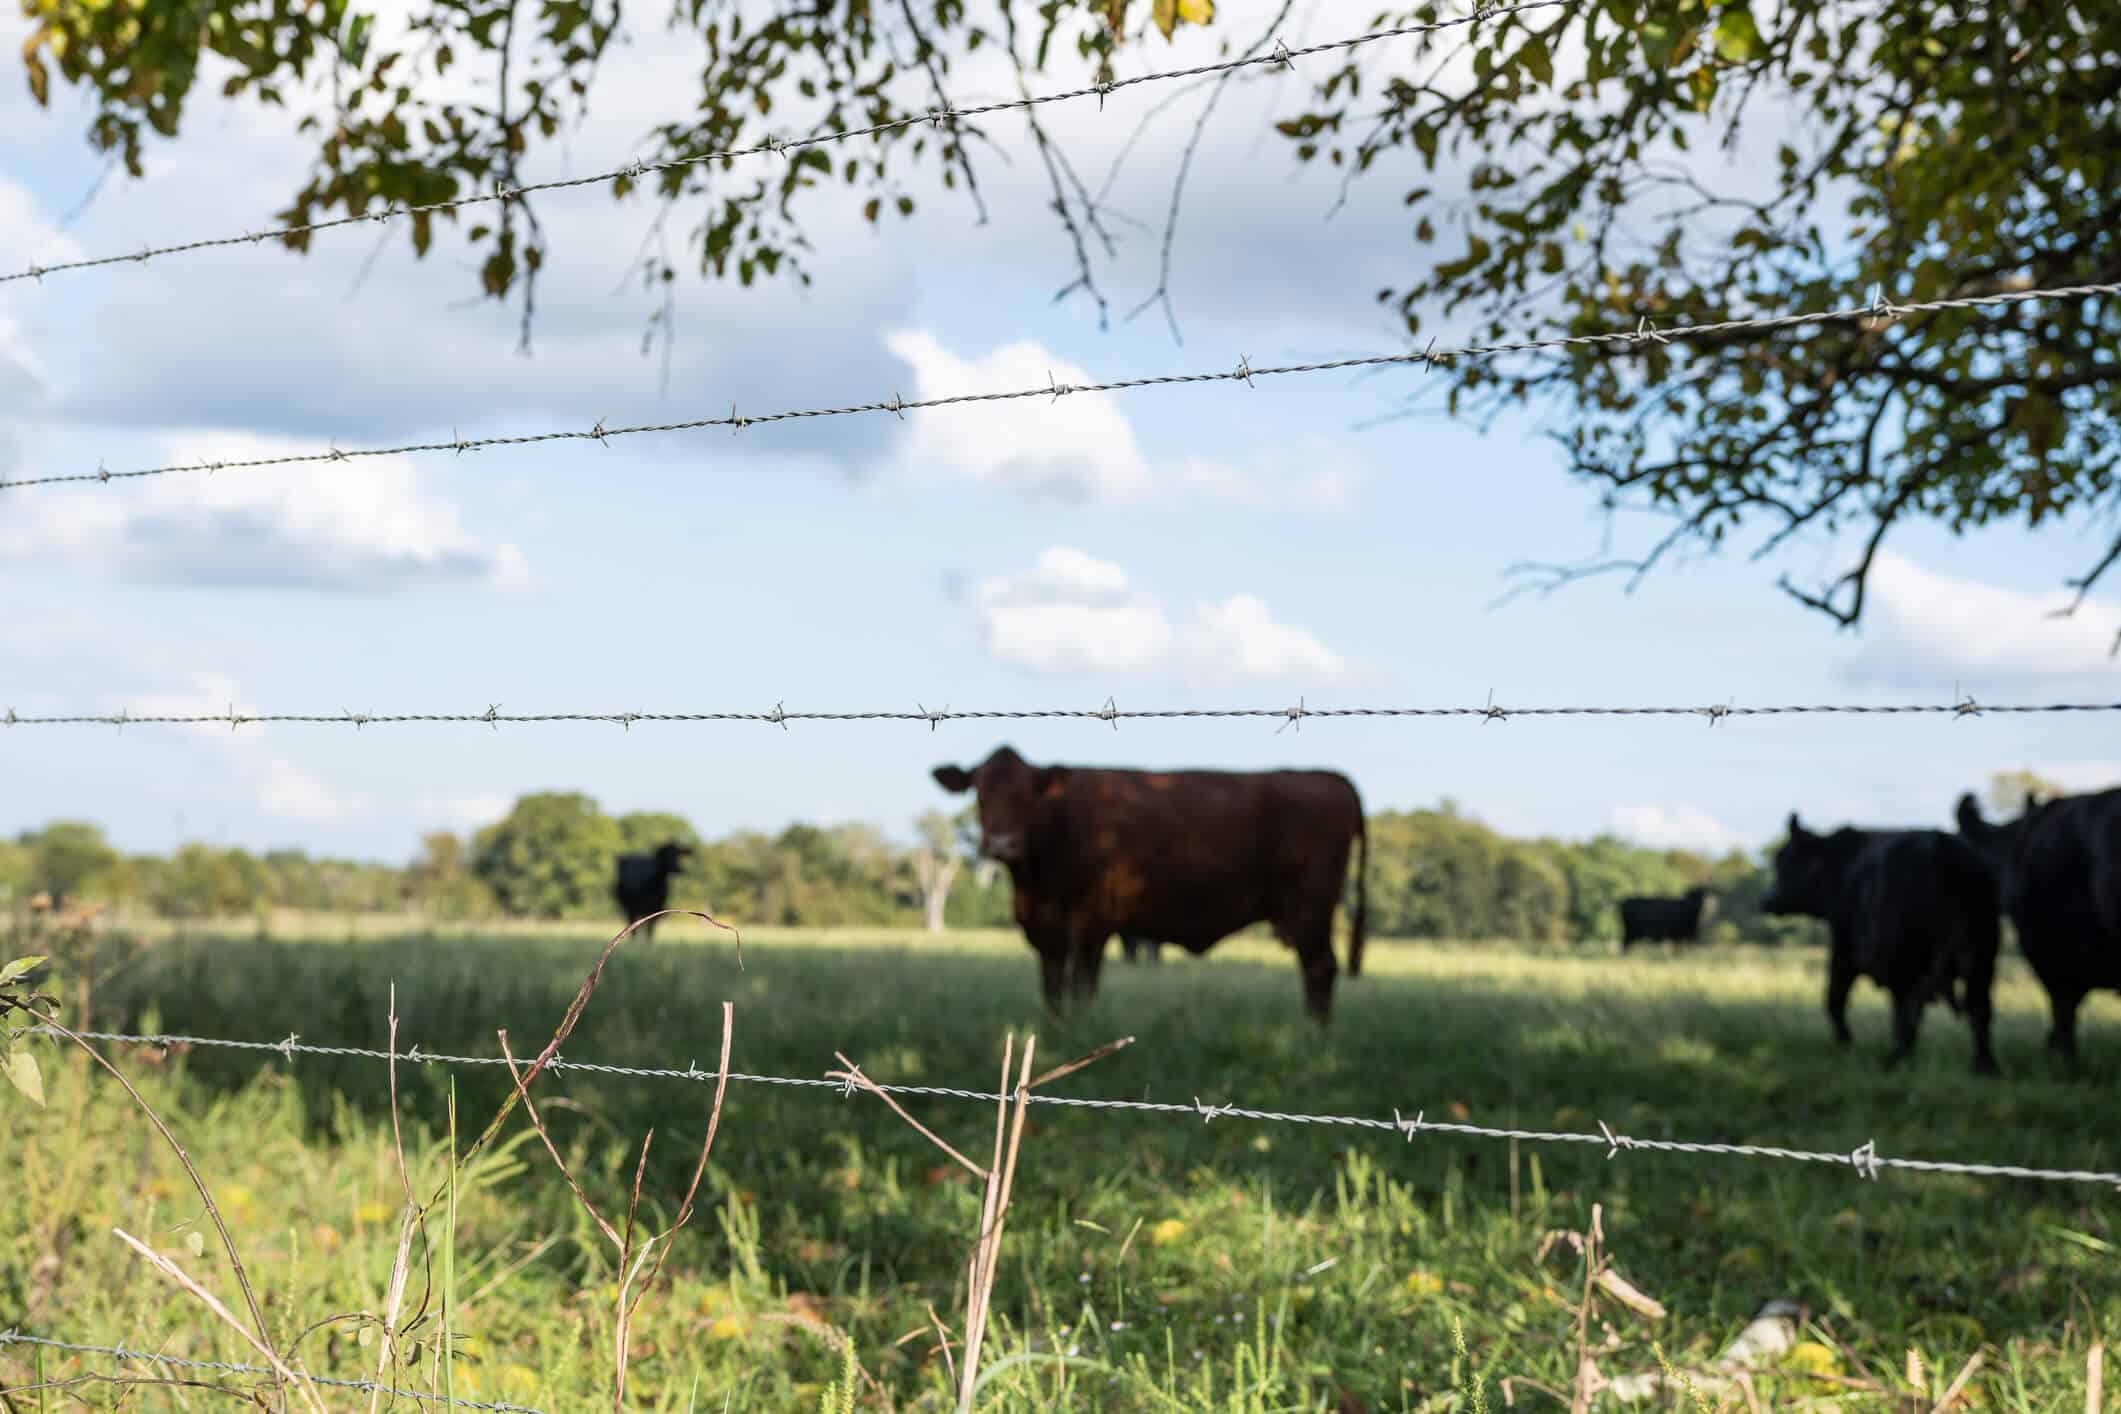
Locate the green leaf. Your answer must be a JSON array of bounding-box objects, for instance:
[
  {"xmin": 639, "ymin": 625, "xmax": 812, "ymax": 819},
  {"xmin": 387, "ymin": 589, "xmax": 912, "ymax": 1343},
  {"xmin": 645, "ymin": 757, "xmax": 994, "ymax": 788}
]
[
  {"xmin": 1151, "ymin": 0, "xmax": 1177, "ymax": 40},
  {"xmin": 0, "ymin": 956, "xmax": 46, "ymax": 988},
  {"xmin": 2, "ymin": 1048, "xmax": 42, "ymax": 1108},
  {"xmin": 1639, "ymin": 20, "xmax": 1678, "ymax": 68},
  {"xmin": 1712, "ymin": 6, "xmax": 1762, "ymax": 64},
  {"xmin": 1519, "ymin": 35, "xmax": 1553, "ymax": 87}
]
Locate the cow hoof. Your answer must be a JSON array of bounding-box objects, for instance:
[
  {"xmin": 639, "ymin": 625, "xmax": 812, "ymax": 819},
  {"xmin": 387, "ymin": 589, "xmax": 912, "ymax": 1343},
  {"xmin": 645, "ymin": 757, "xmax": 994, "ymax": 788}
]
[{"xmin": 1972, "ymin": 1057, "xmax": 2001, "ymax": 1078}]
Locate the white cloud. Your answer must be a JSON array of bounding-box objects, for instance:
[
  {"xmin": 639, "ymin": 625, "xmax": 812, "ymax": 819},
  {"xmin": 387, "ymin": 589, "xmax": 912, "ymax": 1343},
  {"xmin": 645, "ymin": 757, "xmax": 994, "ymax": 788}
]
[
  {"xmin": 1609, "ymin": 802, "xmax": 1749, "ymax": 854},
  {"xmin": 0, "ymin": 176, "xmax": 84, "ymax": 290},
  {"xmin": 0, "ymin": 429, "xmax": 529, "ymax": 592},
  {"xmin": 972, "ymin": 548, "xmax": 1171, "ymax": 674},
  {"xmin": 1181, "ymin": 594, "xmax": 1348, "ymax": 688},
  {"xmin": 99, "ymin": 673, "xmax": 373, "ymax": 824},
  {"xmin": 250, "ymin": 756, "xmax": 371, "ymax": 826},
  {"xmin": 1842, "ymin": 550, "xmax": 2121, "ymax": 688},
  {"xmin": 884, "ymin": 329, "xmax": 1359, "ymax": 510},
  {"xmin": 410, "ymin": 791, "xmax": 514, "ymax": 833},
  {"xmin": 969, "ymin": 546, "xmax": 1358, "ymax": 687}
]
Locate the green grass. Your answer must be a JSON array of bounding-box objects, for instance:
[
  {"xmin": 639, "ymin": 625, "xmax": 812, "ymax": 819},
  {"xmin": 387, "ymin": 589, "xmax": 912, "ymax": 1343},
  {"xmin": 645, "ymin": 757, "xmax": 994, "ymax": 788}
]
[{"xmin": 4, "ymin": 925, "xmax": 2118, "ymax": 1411}]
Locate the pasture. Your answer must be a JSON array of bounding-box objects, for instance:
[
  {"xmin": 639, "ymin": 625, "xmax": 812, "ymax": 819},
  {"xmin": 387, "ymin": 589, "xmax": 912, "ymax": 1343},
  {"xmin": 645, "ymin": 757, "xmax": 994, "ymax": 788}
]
[{"xmin": 6, "ymin": 924, "xmax": 2118, "ymax": 1411}]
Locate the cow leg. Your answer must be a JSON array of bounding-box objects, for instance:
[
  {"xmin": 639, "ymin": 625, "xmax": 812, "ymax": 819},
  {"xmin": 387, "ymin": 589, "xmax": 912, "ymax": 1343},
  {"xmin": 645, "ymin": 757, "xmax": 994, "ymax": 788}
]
[
  {"xmin": 2047, "ymin": 986, "xmax": 2087, "ymax": 1068},
  {"xmin": 1145, "ymin": 939, "xmax": 1161, "ymax": 965},
  {"xmin": 1959, "ymin": 933, "xmax": 2000, "ymax": 1078},
  {"xmin": 1276, "ymin": 911, "xmax": 1337, "ymax": 1024},
  {"xmin": 1037, "ymin": 944, "xmax": 1071, "ymax": 1015},
  {"xmin": 1119, "ymin": 934, "xmax": 1137, "ymax": 964},
  {"xmin": 1297, "ymin": 943, "xmax": 1337, "ymax": 1025},
  {"xmin": 1068, "ymin": 927, "xmax": 1108, "ymax": 1004},
  {"xmin": 1824, "ymin": 947, "xmax": 1857, "ymax": 1048},
  {"xmin": 1883, "ymin": 988, "xmax": 1924, "ymax": 1069}
]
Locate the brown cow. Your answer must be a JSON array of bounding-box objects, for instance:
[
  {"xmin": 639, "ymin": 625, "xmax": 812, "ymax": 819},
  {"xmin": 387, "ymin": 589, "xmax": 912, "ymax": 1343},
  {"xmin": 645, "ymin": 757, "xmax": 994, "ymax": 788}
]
[{"xmin": 931, "ymin": 745, "xmax": 1368, "ymax": 1023}]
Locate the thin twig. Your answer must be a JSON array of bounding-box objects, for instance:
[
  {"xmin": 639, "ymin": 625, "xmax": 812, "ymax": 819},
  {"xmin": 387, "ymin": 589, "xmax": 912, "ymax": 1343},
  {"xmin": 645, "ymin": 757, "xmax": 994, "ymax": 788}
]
[
  {"xmin": 828, "ymin": 1054, "xmax": 988, "ymax": 1178},
  {"xmin": 497, "ymin": 1033, "xmax": 624, "ymax": 1253}
]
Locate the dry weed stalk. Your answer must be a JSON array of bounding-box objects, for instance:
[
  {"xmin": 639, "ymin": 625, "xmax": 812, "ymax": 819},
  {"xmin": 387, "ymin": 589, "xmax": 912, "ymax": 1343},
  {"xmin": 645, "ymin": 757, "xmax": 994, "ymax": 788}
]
[
  {"xmin": 480, "ymin": 908, "xmax": 740, "ymax": 1412},
  {"xmin": 21, "ymin": 1006, "xmax": 310, "ymax": 1412},
  {"xmin": 827, "ymin": 1032, "xmax": 1132, "ymax": 1413},
  {"xmin": 1536, "ymin": 1203, "xmax": 1620, "ymax": 1412},
  {"xmin": 1930, "ymin": 1351, "xmax": 1983, "ymax": 1413},
  {"xmin": 2088, "ymin": 1342, "xmax": 2105, "ymax": 1414},
  {"xmin": 111, "ymin": 1228, "xmax": 329, "ymax": 1413},
  {"xmin": 357, "ymin": 906, "xmax": 739, "ymax": 1412}
]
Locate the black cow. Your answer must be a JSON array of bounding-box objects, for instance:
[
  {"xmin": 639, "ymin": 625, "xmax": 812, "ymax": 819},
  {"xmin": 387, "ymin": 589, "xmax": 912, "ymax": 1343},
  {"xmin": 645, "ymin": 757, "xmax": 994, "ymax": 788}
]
[
  {"xmin": 1957, "ymin": 786, "xmax": 2121, "ymax": 1066},
  {"xmin": 932, "ymin": 745, "xmax": 1368, "ymax": 1022},
  {"xmin": 613, "ymin": 842, "xmax": 693, "ymax": 942},
  {"xmin": 1618, "ymin": 887, "xmax": 1711, "ymax": 949},
  {"xmin": 1760, "ymin": 811, "xmax": 1999, "ymax": 1075},
  {"xmin": 1118, "ymin": 934, "xmax": 1164, "ymax": 964}
]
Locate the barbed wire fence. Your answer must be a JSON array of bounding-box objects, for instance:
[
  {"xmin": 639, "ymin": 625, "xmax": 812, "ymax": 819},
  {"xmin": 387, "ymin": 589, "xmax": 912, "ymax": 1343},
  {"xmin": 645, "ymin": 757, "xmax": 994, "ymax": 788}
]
[
  {"xmin": 3, "ymin": 276, "xmax": 2115, "ymax": 492},
  {"xmin": 4, "ymin": 696, "xmax": 2121, "ymax": 731},
  {"xmin": 10, "ymin": 1011, "xmax": 2117, "ymax": 1401},
  {"xmin": 29, "ymin": 1025, "xmax": 2121, "ymax": 1188},
  {"xmin": 0, "ymin": 1332, "xmax": 546, "ymax": 1414}
]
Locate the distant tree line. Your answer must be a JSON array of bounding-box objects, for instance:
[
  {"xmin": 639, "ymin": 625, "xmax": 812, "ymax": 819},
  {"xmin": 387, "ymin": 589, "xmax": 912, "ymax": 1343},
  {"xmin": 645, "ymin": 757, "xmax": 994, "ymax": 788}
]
[{"xmin": 1, "ymin": 772, "xmax": 2066, "ymax": 945}]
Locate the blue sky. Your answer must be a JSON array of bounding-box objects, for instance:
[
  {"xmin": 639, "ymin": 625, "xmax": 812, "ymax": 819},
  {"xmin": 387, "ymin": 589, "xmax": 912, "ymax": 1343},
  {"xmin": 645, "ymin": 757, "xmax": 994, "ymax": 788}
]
[{"xmin": 3, "ymin": 6, "xmax": 2117, "ymax": 864}]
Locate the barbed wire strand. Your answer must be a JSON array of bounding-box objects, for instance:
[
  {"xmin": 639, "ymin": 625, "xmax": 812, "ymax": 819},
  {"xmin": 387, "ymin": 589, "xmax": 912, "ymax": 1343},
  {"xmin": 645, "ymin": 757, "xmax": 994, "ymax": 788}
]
[
  {"xmin": 0, "ymin": 1331, "xmax": 545, "ymax": 1413},
  {"xmin": 31, "ymin": 1027, "xmax": 2121, "ymax": 1190},
  {"xmin": 2, "ymin": 276, "xmax": 2115, "ymax": 493},
  {"xmin": 0, "ymin": 2, "xmax": 1565, "ymax": 290},
  {"xmin": 2, "ymin": 695, "xmax": 2117, "ymax": 730}
]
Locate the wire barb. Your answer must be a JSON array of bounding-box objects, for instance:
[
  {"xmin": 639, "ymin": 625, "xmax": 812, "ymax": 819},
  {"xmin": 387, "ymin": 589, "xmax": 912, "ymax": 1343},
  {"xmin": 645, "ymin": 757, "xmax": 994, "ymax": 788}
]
[{"xmin": 1849, "ymin": 1140, "xmax": 1882, "ymax": 1180}]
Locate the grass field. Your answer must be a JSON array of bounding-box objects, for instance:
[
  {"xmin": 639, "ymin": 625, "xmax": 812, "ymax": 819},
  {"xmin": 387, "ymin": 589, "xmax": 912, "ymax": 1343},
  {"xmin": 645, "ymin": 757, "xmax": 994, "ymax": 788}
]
[{"xmin": 4, "ymin": 924, "xmax": 2118, "ymax": 1411}]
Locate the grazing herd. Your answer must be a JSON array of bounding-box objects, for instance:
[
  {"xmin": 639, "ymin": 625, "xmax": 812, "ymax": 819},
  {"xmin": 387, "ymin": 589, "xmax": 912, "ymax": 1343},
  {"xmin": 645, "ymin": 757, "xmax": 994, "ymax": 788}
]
[{"xmin": 608, "ymin": 746, "xmax": 2117, "ymax": 1069}]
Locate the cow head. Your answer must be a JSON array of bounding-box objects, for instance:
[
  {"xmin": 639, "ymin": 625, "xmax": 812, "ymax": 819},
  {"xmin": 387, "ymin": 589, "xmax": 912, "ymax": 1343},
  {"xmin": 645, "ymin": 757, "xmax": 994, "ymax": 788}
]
[
  {"xmin": 1760, "ymin": 811, "xmax": 1837, "ymax": 919},
  {"xmin": 652, "ymin": 842, "xmax": 694, "ymax": 874},
  {"xmin": 931, "ymin": 745, "xmax": 1070, "ymax": 863}
]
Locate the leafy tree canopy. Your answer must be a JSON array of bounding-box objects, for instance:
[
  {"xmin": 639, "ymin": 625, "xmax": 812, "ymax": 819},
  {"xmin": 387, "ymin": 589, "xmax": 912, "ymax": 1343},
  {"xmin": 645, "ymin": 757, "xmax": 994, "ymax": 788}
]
[
  {"xmin": 469, "ymin": 790, "xmax": 624, "ymax": 918},
  {"xmin": 23, "ymin": 822, "xmax": 120, "ymax": 904},
  {"xmin": 17, "ymin": 0, "xmax": 2119, "ymax": 622}
]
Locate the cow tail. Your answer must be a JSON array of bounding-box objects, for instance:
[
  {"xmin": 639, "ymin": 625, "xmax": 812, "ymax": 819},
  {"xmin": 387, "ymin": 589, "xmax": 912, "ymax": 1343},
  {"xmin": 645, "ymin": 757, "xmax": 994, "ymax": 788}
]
[{"xmin": 1347, "ymin": 819, "xmax": 1369, "ymax": 979}]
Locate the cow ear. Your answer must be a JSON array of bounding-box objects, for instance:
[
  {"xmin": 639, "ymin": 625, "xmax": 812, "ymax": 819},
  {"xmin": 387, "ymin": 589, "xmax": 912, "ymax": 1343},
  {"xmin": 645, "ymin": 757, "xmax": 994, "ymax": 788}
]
[
  {"xmin": 1034, "ymin": 765, "xmax": 1072, "ymax": 798},
  {"xmin": 932, "ymin": 765, "xmax": 973, "ymax": 793},
  {"xmin": 2024, "ymin": 789, "xmax": 2039, "ymax": 813},
  {"xmin": 1785, "ymin": 810, "xmax": 1803, "ymax": 839}
]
